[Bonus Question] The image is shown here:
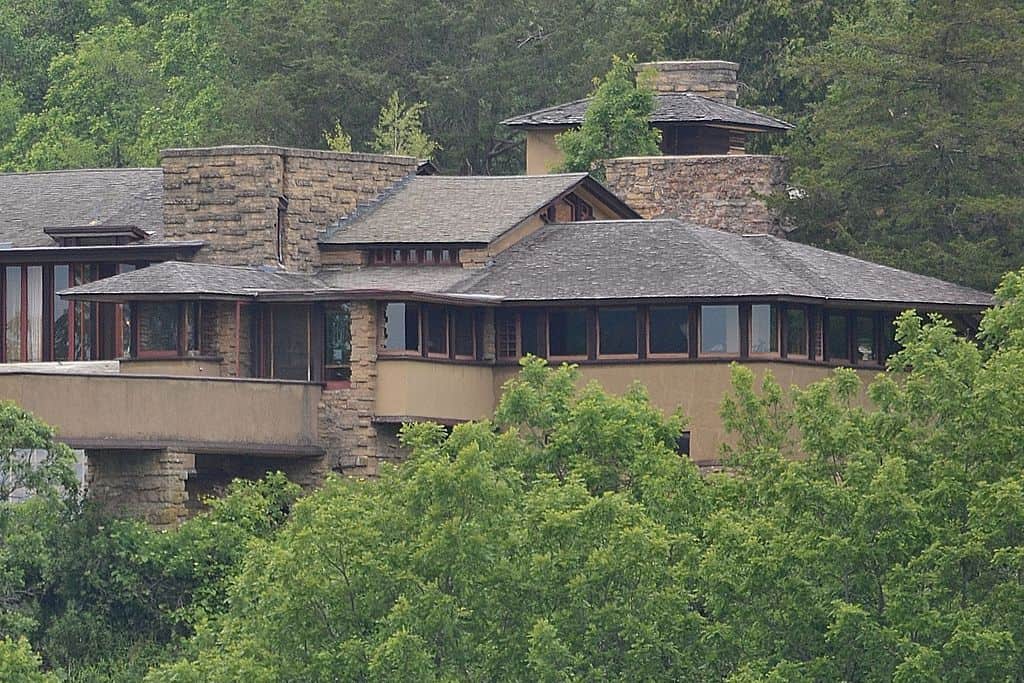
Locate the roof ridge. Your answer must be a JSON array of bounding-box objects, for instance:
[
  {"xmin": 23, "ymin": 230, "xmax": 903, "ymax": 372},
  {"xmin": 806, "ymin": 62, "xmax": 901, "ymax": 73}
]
[{"xmin": 0, "ymin": 167, "xmax": 162, "ymax": 177}]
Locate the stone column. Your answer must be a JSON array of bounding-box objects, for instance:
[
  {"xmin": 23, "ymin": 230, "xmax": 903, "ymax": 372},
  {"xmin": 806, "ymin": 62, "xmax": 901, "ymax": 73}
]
[{"xmin": 85, "ymin": 449, "xmax": 193, "ymax": 529}]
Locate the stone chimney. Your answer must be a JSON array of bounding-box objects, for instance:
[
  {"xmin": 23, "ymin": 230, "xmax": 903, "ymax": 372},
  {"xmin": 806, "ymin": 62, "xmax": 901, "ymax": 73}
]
[{"xmin": 636, "ymin": 60, "xmax": 739, "ymax": 105}]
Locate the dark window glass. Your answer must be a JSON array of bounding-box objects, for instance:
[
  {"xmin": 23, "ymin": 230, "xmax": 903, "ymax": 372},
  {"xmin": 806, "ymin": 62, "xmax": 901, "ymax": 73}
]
[
  {"xmin": 423, "ymin": 250, "xmax": 436, "ymax": 265},
  {"xmin": 598, "ymin": 308, "xmax": 637, "ymax": 356},
  {"xmin": 549, "ymin": 308, "xmax": 587, "ymax": 357},
  {"xmin": 25, "ymin": 267, "xmax": 42, "ymax": 361},
  {"xmin": 53, "ymin": 265, "xmax": 70, "ymax": 361},
  {"xmin": 325, "ymin": 305, "xmax": 352, "ymax": 381},
  {"xmin": 425, "ymin": 305, "xmax": 448, "ymax": 355},
  {"xmin": 439, "ymin": 249, "xmax": 452, "ymax": 264},
  {"xmin": 675, "ymin": 431, "xmax": 691, "ymax": 456},
  {"xmin": 496, "ymin": 310, "xmax": 517, "ymax": 358},
  {"xmin": 5, "ymin": 267, "xmax": 21, "ymax": 361},
  {"xmin": 521, "ymin": 310, "xmax": 541, "ymax": 356},
  {"xmin": 700, "ymin": 305, "xmax": 739, "ymax": 355},
  {"xmin": 138, "ymin": 303, "xmax": 179, "ymax": 353},
  {"xmin": 72, "ymin": 264, "xmax": 96, "ymax": 360},
  {"xmin": 271, "ymin": 305, "xmax": 309, "ymax": 380},
  {"xmin": 785, "ymin": 307, "xmax": 808, "ymax": 357},
  {"xmin": 407, "ymin": 249, "xmax": 418, "ymax": 264},
  {"xmin": 750, "ymin": 304, "xmax": 778, "ymax": 354},
  {"xmin": 826, "ymin": 312, "xmax": 849, "ymax": 361},
  {"xmin": 391, "ymin": 248, "xmax": 403, "ymax": 264},
  {"xmin": 383, "ymin": 303, "xmax": 419, "ymax": 351},
  {"xmin": 855, "ymin": 314, "xmax": 876, "ymax": 363},
  {"xmin": 183, "ymin": 302, "xmax": 200, "ymax": 353},
  {"xmin": 649, "ymin": 306, "xmax": 689, "ymax": 354},
  {"xmin": 881, "ymin": 314, "xmax": 899, "ymax": 361},
  {"xmin": 453, "ymin": 308, "xmax": 475, "ymax": 357}
]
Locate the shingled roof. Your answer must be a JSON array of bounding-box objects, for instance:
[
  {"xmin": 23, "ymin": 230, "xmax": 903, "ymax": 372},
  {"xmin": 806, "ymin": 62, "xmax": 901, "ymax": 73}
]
[
  {"xmin": 0, "ymin": 168, "xmax": 164, "ymax": 248},
  {"xmin": 453, "ymin": 220, "xmax": 992, "ymax": 308},
  {"xmin": 320, "ymin": 173, "xmax": 636, "ymax": 246},
  {"xmin": 500, "ymin": 92, "xmax": 792, "ymax": 131},
  {"xmin": 60, "ymin": 261, "xmax": 321, "ymax": 300}
]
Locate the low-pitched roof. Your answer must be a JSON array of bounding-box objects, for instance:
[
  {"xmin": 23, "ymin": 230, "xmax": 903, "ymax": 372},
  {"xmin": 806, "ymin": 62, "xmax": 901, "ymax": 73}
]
[
  {"xmin": 500, "ymin": 92, "xmax": 793, "ymax": 131},
  {"xmin": 63, "ymin": 222, "xmax": 992, "ymax": 310},
  {"xmin": 453, "ymin": 220, "xmax": 992, "ymax": 308},
  {"xmin": 320, "ymin": 173, "xmax": 636, "ymax": 246},
  {"xmin": 60, "ymin": 261, "xmax": 321, "ymax": 300},
  {"xmin": 0, "ymin": 168, "xmax": 164, "ymax": 248}
]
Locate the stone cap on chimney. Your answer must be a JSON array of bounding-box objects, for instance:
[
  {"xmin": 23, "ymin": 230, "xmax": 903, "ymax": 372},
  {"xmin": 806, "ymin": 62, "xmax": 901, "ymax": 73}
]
[{"xmin": 636, "ymin": 60, "xmax": 739, "ymax": 105}]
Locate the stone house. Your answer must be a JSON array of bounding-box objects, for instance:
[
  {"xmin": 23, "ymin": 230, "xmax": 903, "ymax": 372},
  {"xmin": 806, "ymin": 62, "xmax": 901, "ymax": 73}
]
[{"xmin": 0, "ymin": 63, "xmax": 991, "ymax": 526}]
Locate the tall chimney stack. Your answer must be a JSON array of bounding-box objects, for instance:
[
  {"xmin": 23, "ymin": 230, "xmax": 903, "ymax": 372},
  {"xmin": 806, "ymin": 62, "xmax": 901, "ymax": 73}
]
[{"xmin": 636, "ymin": 60, "xmax": 739, "ymax": 106}]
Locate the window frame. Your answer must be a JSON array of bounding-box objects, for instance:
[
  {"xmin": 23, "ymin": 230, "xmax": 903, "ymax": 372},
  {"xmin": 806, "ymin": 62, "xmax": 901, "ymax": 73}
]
[
  {"xmin": 451, "ymin": 307, "xmax": 476, "ymax": 360},
  {"xmin": 748, "ymin": 303, "xmax": 780, "ymax": 357},
  {"xmin": 596, "ymin": 306, "xmax": 639, "ymax": 359},
  {"xmin": 698, "ymin": 304, "xmax": 741, "ymax": 358},
  {"xmin": 324, "ymin": 303, "xmax": 353, "ymax": 388},
  {"xmin": 379, "ymin": 301, "xmax": 421, "ymax": 356},
  {"xmin": 424, "ymin": 304, "xmax": 449, "ymax": 358},
  {"xmin": 546, "ymin": 307, "xmax": 589, "ymax": 361}
]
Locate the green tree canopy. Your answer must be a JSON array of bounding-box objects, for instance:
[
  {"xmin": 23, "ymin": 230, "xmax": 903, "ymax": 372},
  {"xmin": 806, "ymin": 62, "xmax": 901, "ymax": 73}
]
[
  {"xmin": 370, "ymin": 91, "xmax": 439, "ymax": 159},
  {"xmin": 555, "ymin": 54, "xmax": 661, "ymax": 177},
  {"xmin": 781, "ymin": 0, "xmax": 1024, "ymax": 290}
]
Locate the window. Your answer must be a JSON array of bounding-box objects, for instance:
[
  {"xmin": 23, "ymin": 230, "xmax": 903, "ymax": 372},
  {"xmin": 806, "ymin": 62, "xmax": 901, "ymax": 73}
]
[
  {"xmin": 439, "ymin": 249, "xmax": 453, "ymax": 265},
  {"xmin": 53, "ymin": 266, "xmax": 70, "ymax": 361},
  {"xmin": 453, "ymin": 308, "xmax": 475, "ymax": 358},
  {"xmin": 548, "ymin": 308, "xmax": 587, "ymax": 358},
  {"xmin": 648, "ymin": 306, "xmax": 689, "ymax": 355},
  {"xmin": 749, "ymin": 304, "xmax": 778, "ymax": 355},
  {"xmin": 5, "ymin": 267, "xmax": 21, "ymax": 362},
  {"xmin": 382, "ymin": 302, "xmax": 419, "ymax": 352},
  {"xmin": 521, "ymin": 310, "xmax": 542, "ymax": 356},
  {"xmin": 598, "ymin": 307, "xmax": 637, "ymax": 356},
  {"xmin": 496, "ymin": 310, "xmax": 517, "ymax": 358},
  {"xmin": 423, "ymin": 250, "xmax": 436, "ymax": 265},
  {"xmin": 855, "ymin": 314, "xmax": 877, "ymax": 364},
  {"xmin": 880, "ymin": 313, "xmax": 899, "ymax": 361},
  {"xmin": 785, "ymin": 307, "xmax": 808, "ymax": 357},
  {"xmin": 700, "ymin": 305, "xmax": 739, "ymax": 355},
  {"xmin": 826, "ymin": 312, "xmax": 849, "ymax": 362},
  {"xmin": 269, "ymin": 305, "xmax": 310, "ymax": 380},
  {"xmin": 675, "ymin": 431, "xmax": 691, "ymax": 456},
  {"xmin": 325, "ymin": 305, "xmax": 352, "ymax": 382},
  {"xmin": 425, "ymin": 305, "xmax": 448, "ymax": 356},
  {"xmin": 406, "ymin": 249, "xmax": 418, "ymax": 264},
  {"xmin": 137, "ymin": 302, "xmax": 180, "ymax": 356},
  {"xmin": 276, "ymin": 196, "xmax": 288, "ymax": 264}
]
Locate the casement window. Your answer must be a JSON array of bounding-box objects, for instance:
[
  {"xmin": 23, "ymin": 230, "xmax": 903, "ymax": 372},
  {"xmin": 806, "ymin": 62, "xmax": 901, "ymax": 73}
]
[
  {"xmin": 784, "ymin": 306, "xmax": 809, "ymax": 358},
  {"xmin": 3, "ymin": 266, "xmax": 43, "ymax": 362},
  {"xmin": 521, "ymin": 310, "xmax": 542, "ymax": 356},
  {"xmin": 825, "ymin": 312, "xmax": 849, "ymax": 362},
  {"xmin": 276, "ymin": 196, "xmax": 288, "ymax": 264},
  {"xmin": 137, "ymin": 302, "xmax": 182, "ymax": 357},
  {"xmin": 749, "ymin": 304, "xmax": 779, "ymax": 355},
  {"xmin": 648, "ymin": 306, "xmax": 690, "ymax": 356},
  {"xmin": 675, "ymin": 431, "xmax": 692, "ymax": 456},
  {"xmin": 855, "ymin": 314, "xmax": 877, "ymax": 364},
  {"xmin": 700, "ymin": 305, "xmax": 740, "ymax": 356},
  {"xmin": 369, "ymin": 248, "xmax": 459, "ymax": 266},
  {"xmin": 597, "ymin": 307, "xmax": 638, "ymax": 357},
  {"xmin": 324, "ymin": 304, "xmax": 352, "ymax": 382},
  {"xmin": 381, "ymin": 302, "xmax": 420, "ymax": 353},
  {"xmin": 261, "ymin": 304, "xmax": 310, "ymax": 381},
  {"xmin": 452, "ymin": 308, "xmax": 475, "ymax": 359},
  {"xmin": 496, "ymin": 310, "xmax": 518, "ymax": 359},
  {"xmin": 424, "ymin": 305, "xmax": 448, "ymax": 356},
  {"xmin": 548, "ymin": 308, "xmax": 587, "ymax": 359}
]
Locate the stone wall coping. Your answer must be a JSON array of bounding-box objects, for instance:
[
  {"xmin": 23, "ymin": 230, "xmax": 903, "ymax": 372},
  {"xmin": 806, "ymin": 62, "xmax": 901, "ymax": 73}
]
[
  {"xmin": 0, "ymin": 369, "xmax": 321, "ymax": 387},
  {"xmin": 160, "ymin": 145, "xmax": 418, "ymax": 165},
  {"xmin": 637, "ymin": 60, "xmax": 739, "ymax": 71},
  {"xmin": 608, "ymin": 154, "xmax": 786, "ymax": 162}
]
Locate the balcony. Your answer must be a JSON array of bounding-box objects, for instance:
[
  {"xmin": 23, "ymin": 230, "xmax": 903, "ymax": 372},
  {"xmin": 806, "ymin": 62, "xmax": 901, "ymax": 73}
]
[{"xmin": 0, "ymin": 365, "xmax": 322, "ymax": 456}]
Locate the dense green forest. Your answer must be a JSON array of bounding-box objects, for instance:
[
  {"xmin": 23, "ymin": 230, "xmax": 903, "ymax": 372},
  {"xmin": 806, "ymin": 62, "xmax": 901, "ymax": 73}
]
[
  {"xmin": 1, "ymin": 0, "xmax": 1022, "ymax": 287},
  {"xmin": 4, "ymin": 268, "xmax": 1024, "ymax": 680}
]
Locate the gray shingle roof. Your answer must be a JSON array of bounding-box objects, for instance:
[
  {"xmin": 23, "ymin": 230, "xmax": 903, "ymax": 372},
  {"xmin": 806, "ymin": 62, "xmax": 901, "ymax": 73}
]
[
  {"xmin": 500, "ymin": 93, "xmax": 793, "ymax": 131},
  {"xmin": 320, "ymin": 173, "xmax": 597, "ymax": 246},
  {"xmin": 0, "ymin": 168, "xmax": 164, "ymax": 247},
  {"xmin": 452, "ymin": 220, "xmax": 992, "ymax": 307},
  {"xmin": 60, "ymin": 261, "xmax": 321, "ymax": 299},
  {"xmin": 62, "ymin": 222, "xmax": 992, "ymax": 310}
]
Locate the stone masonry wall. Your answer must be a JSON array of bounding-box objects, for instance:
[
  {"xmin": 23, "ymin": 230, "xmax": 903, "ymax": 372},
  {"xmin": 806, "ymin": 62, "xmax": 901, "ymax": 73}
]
[
  {"xmin": 318, "ymin": 300, "xmax": 381, "ymax": 477},
  {"xmin": 161, "ymin": 145, "xmax": 418, "ymax": 272},
  {"xmin": 636, "ymin": 60, "xmax": 739, "ymax": 105},
  {"xmin": 85, "ymin": 449, "xmax": 193, "ymax": 530},
  {"xmin": 605, "ymin": 155, "xmax": 788, "ymax": 236},
  {"xmin": 200, "ymin": 301, "xmax": 256, "ymax": 377}
]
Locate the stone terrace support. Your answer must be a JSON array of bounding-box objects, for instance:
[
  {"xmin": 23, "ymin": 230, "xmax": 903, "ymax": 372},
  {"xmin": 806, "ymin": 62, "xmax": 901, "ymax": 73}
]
[
  {"xmin": 86, "ymin": 449, "xmax": 192, "ymax": 529},
  {"xmin": 160, "ymin": 146, "xmax": 419, "ymax": 272},
  {"xmin": 605, "ymin": 154, "xmax": 788, "ymax": 236}
]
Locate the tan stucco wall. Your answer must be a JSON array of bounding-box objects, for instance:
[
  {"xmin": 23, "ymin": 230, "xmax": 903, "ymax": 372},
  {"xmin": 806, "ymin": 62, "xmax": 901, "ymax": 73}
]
[
  {"xmin": 119, "ymin": 358, "xmax": 223, "ymax": 376},
  {"xmin": 0, "ymin": 372, "xmax": 321, "ymax": 453},
  {"xmin": 375, "ymin": 359, "xmax": 496, "ymax": 422},
  {"xmin": 491, "ymin": 361, "xmax": 878, "ymax": 464},
  {"xmin": 525, "ymin": 129, "xmax": 566, "ymax": 175}
]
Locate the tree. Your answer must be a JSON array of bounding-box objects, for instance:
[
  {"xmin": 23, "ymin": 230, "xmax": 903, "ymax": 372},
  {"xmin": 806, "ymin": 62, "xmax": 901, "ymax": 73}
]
[
  {"xmin": 322, "ymin": 120, "xmax": 353, "ymax": 152},
  {"xmin": 555, "ymin": 54, "xmax": 661, "ymax": 178},
  {"xmin": 779, "ymin": 0, "xmax": 1024, "ymax": 290},
  {"xmin": 370, "ymin": 91, "xmax": 439, "ymax": 159},
  {"xmin": 0, "ymin": 401, "xmax": 76, "ymax": 504}
]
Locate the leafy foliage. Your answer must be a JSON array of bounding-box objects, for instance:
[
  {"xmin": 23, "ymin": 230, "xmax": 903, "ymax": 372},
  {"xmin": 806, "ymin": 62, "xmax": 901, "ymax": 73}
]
[
  {"xmin": 370, "ymin": 91, "xmax": 439, "ymax": 159},
  {"xmin": 555, "ymin": 54, "xmax": 660, "ymax": 178},
  {"xmin": 781, "ymin": 0, "xmax": 1024, "ymax": 290}
]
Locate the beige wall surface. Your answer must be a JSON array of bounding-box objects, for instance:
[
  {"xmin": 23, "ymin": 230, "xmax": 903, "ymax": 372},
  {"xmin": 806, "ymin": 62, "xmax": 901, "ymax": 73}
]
[
  {"xmin": 0, "ymin": 373, "xmax": 321, "ymax": 453},
  {"xmin": 492, "ymin": 361, "xmax": 878, "ymax": 464},
  {"xmin": 119, "ymin": 358, "xmax": 223, "ymax": 377},
  {"xmin": 525, "ymin": 130, "xmax": 566, "ymax": 175},
  {"xmin": 375, "ymin": 359, "xmax": 496, "ymax": 423}
]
